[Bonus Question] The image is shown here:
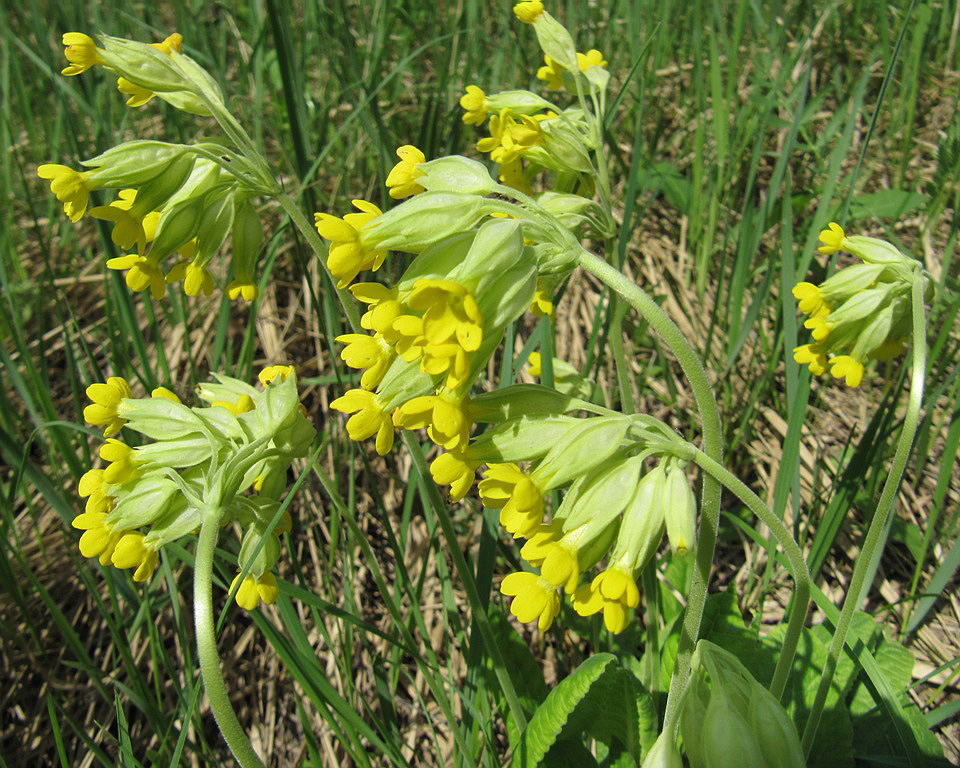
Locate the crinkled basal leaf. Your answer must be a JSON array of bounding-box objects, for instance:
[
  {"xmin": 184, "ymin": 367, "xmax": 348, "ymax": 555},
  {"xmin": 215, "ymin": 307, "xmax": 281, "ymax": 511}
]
[{"xmin": 509, "ymin": 654, "xmax": 656, "ymax": 768}]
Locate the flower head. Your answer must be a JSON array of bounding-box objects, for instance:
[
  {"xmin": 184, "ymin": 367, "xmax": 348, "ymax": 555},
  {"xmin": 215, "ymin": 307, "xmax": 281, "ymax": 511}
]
[
  {"xmin": 393, "ymin": 392, "xmax": 472, "ymax": 450},
  {"xmin": 460, "ymin": 85, "xmax": 488, "ymax": 126},
  {"xmin": 386, "ymin": 145, "xmax": 426, "ymax": 199},
  {"xmin": 99, "ymin": 439, "xmax": 139, "ymax": 484},
  {"xmin": 231, "ymin": 571, "xmax": 279, "ymax": 611},
  {"xmin": 572, "ymin": 567, "xmax": 639, "ymax": 633},
  {"xmin": 314, "ymin": 199, "xmax": 386, "ymax": 288},
  {"xmin": 72, "ymin": 511, "xmax": 120, "ymax": 565},
  {"xmin": 36, "ymin": 164, "xmax": 93, "ymax": 222},
  {"xmin": 84, "ymin": 377, "xmax": 133, "ymax": 437},
  {"xmin": 479, "ymin": 463, "xmax": 545, "ymax": 537},
  {"xmin": 61, "ymin": 32, "xmax": 103, "ymax": 76},
  {"xmin": 793, "ymin": 344, "xmax": 827, "ymax": 376},
  {"xmin": 430, "ymin": 450, "xmax": 481, "ymax": 502},
  {"xmin": 89, "ymin": 189, "xmax": 149, "ymax": 253},
  {"xmin": 514, "ymin": 1, "xmax": 545, "ymax": 24},
  {"xmin": 818, "ymin": 221, "xmax": 845, "ymax": 255},
  {"xmin": 336, "ymin": 333, "xmax": 395, "ymax": 390},
  {"xmin": 829, "ymin": 355, "xmax": 864, "ymax": 388},
  {"xmin": 111, "ymin": 532, "xmax": 159, "ymax": 582},
  {"xmin": 536, "ymin": 56, "xmax": 565, "ymax": 90},
  {"xmin": 106, "ymin": 254, "xmax": 167, "ymax": 299},
  {"xmin": 500, "ymin": 571, "xmax": 561, "ymax": 630},
  {"xmin": 577, "ymin": 49, "xmax": 608, "ymax": 71},
  {"xmin": 330, "ymin": 389, "xmax": 394, "ymax": 455}
]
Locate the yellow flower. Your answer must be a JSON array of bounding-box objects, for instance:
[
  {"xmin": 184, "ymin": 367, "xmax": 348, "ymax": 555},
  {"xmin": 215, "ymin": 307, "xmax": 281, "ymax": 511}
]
[
  {"xmin": 226, "ymin": 280, "xmax": 259, "ymax": 302},
  {"xmin": 84, "ymin": 377, "xmax": 133, "ymax": 437},
  {"xmin": 393, "ymin": 392, "xmax": 473, "ymax": 451},
  {"xmin": 818, "ymin": 222, "xmax": 845, "ymax": 255},
  {"xmin": 405, "ymin": 279, "xmax": 483, "ymax": 388},
  {"xmin": 90, "ymin": 189, "xmax": 149, "ymax": 253},
  {"xmin": 829, "ymin": 355, "xmax": 864, "ymax": 388},
  {"xmin": 513, "ymin": 1, "xmax": 545, "ymax": 24},
  {"xmin": 314, "ymin": 199, "xmax": 386, "ymax": 288},
  {"xmin": 500, "ymin": 571, "xmax": 560, "ymax": 630},
  {"xmin": 520, "ymin": 524, "xmax": 580, "ymax": 593},
  {"xmin": 430, "ymin": 450, "xmax": 481, "ymax": 502},
  {"xmin": 77, "ymin": 468, "xmax": 115, "ymax": 515},
  {"xmin": 536, "ymin": 56, "xmax": 565, "ymax": 90},
  {"xmin": 577, "ymin": 49, "xmax": 608, "ymax": 71},
  {"xmin": 105, "ymin": 254, "xmax": 167, "ymax": 299},
  {"xmin": 211, "ymin": 394, "xmax": 255, "ymax": 415},
  {"xmin": 231, "ymin": 571, "xmax": 279, "ymax": 611},
  {"xmin": 460, "ymin": 85, "xmax": 488, "ymax": 126},
  {"xmin": 61, "ymin": 32, "xmax": 103, "ymax": 76},
  {"xmin": 330, "ymin": 389, "xmax": 394, "ymax": 455},
  {"xmin": 151, "ymin": 386, "xmax": 181, "ymax": 403},
  {"xmin": 259, "ymin": 365, "xmax": 295, "ymax": 386},
  {"xmin": 498, "ymin": 157, "xmax": 533, "ymax": 195},
  {"xmin": 478, "ymin": 464, "xmax": 544, "ymax": 538},
  {"xmin": 111, "ymin": 532, "xmax": 159, "ymax": 582},
  {"xmin": 571, "ymin": 567, "xmax": 639, "ymax": 633},
  {"xmin": 153, "ymin": 33, "xmax": 184, "ymax": 55},
  {"xmin": 478, "ymin": 110, "xmax": 545, "ymax": 165},
  {"xmin": 792, "ymin": 281, "xmax": 829, "ymax": 317},
  {"xmin": 527, "ymin": 351, "xmax": 541, "ymax": 378},
  {"xmin": 385, "ymin": 145, "xmax": 426, "ymax": 199},
  {"xmin": 36, "ymin": 164, "xmax": 93, "ymax": 222},
  {"xmin": 793, "ymin": 344, "xmax": 828, "ymax": 376},
  {"xmin": 72, "ymin": 511, "xmax": 120, "ymax": 565},
  {"xmin": 336, "ymin": 333, "xmax": 395, "ymax": 391},
  {"xmin": 530, "ymin": 289, "xmax": 553, "ymax": 317},
  {"xmin": 99, "ymin": 439, "xmax": 138, "ymax": 485},
  {"xmin": 166, "ymin": 260, "xmax": 215, "ymax": 297},
  {"xmin": 351, "ymin": 282, "xmax": 403, "ymax": 334}
]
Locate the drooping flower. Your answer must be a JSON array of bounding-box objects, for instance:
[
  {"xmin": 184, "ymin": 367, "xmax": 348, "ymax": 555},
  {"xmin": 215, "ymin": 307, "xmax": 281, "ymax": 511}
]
[
  {"xmin": 166, "ymin": 260, "xmax": 215, "ymax": 297},
  {"xmin": 828, "ymin": 355, "xmax": 864, "ymax": 388},
  {"xmin": 513, "ymin": 1, "xmax": 545, "ymax": 24},
  {"xmin": 116, "ymin": 33, "xmax": 184, "ymax": 107},
  {"xmin": 500, "ymin": 571, "xmax": 561, "ymax": 630},
  {"xmin": 226, "ymin": 279, "xmax": 259, "ymax": 301},
  {"xmin": 385, "ymin": 145, "xmax": 426, "ymax": 199},
  {"xmin": 72, "ymin": 511, "xmax": 120, "ymax": 565},
  {"xmin": 572, "ymin": 567, "xmax": 639, "ymax": 633},
  {"xmin": 460, "ymin": 85, "xmax": 488, "ymax": 126},
  {"xmin": 60, "ymin": 32, "xmax": 103, "ymax": 76},
  {"xmin": 521, "ymin": 524, "xmax": 580, "ymax": 593},
  {"xmin": 105, "ymin": 254, "xmax": 167, "ymax": 299},
  {"xmin": 84, "ymin": 377, "xmax": 133, "ymax": 437},
  {"xmin": 577, "ymin": 49, "xmax": 607, "ymax": 71},
  {"xmin": 479, "ymin": 463, "xmax": 545, "ymax": 538},
  {"xmin": 330, "ymin": 389, "xmax": 394, "ymax": 455},
  {"xmin": 36, "ymin": 164, "xmax": 93, "ymax": 222},
  {"xmin": 99, "ymin": 439, "xmax": 139, "ymax": 485},
  {"xmin": 111, "ymin": 532, "xmax": 159, "ymax": 582},
  {"xmin": 792, "ymin": 344, "xmax": 827, "ymax": 376},
  {"xmin": 529, "ymin": 289, "xmax": 553, "ymax": 317},
  {"xmin": 392, "ymin": 392, "xmax": 473, "ymax": 450},
  {"xmin": 90, "ymin": 189, "xmax": 150, "ymax": 253},
  {"xmin": 536, "ymin": 56, "xmax": 565, "ymax": 90},
  {"xmin": 430, "ymin": 450, "xmax": 481, "ymax": 502},
  {"xmin": 259, "ymin": 365, "xmax": 295, "ymax": 386},
  {"xmin": 336, "ymin": 333, "xmax": 395, "ymax": 390},
  {"xmin": 314, "ymin": 199, "xmax": 386, "ymax": 288},
  {"xmin": 231, "ymin": 571, "xmax": 279, "ymax": 611}
]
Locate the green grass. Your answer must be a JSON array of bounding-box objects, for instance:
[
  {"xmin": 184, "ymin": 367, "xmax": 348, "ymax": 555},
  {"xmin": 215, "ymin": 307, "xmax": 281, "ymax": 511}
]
[{"xmin": 2, "ymin": 0, "xmax": 959, "ymax": 765}]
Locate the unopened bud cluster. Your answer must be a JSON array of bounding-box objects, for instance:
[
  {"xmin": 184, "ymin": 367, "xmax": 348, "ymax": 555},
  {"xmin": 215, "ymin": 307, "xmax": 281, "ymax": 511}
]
[
  {"xmin": 680, "ymin": 642, "xmax": 805, "ymax": 768},
  {"xmin": 76, "ymin": 367, "xmax": 314, "ymax": 610}
]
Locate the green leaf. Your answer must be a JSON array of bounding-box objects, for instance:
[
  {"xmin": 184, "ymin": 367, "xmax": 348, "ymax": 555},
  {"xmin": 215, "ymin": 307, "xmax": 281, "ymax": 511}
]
[
  {"xmin": 849, "ymin": 189, "xmax": 929, "ymax": 220},
  {"xmin": 509, "ymin": 654, "xmax": 657, "ymax": 768}
]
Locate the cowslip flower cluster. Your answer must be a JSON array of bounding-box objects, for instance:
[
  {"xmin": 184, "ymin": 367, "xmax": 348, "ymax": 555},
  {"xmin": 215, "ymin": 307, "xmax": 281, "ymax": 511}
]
[
  {"xmin": 680, "ymin": 642, "xmax": 804, "ymax": 768},
  {"xmin": 77, "ymin": 367, "xmax": 314, "ymax": 610},
  {"xmin": 39, "ymin": 33, "xmax": 272, "ymax": 301},
  {"xmin": 793, "ymin": 223, "xmax": 930, "ymax": 387},
  {"xmin": 316, "ymin": 3, "xmax": 674, "ymax": 634}
]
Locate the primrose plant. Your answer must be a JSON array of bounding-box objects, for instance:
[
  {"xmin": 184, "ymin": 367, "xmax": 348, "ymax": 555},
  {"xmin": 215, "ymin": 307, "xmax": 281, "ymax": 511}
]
[{"xmin": 40, "ymin": 2, "xmax": 936, "ymax": 765}]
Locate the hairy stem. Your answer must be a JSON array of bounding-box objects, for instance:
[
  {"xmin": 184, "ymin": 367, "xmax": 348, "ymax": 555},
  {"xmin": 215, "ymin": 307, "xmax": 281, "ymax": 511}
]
[
  {"xmin": 577, "ymin": 250, "xmax": 723, "ymax": 734},
  {"xmin": 687, "ymin": 446, "xmax": 810, "ymax": 700},
  {"xmin": 194, "ymin": 513, "xmax": 266, "ymax": 768},
  {"xmin": 801, "ymin": 276, "xmax": 927, "ymax": 754}
]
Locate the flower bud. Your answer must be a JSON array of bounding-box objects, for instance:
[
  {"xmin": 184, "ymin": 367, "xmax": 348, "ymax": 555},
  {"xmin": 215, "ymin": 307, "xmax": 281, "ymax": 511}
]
[
  {"xmin": 107, "ymin": 473, "xmax": 180, "ymax": 531},
  {"xmin": 533, "ymin": 416, "xmax": 630, "ymax": 488},
  {"xmin": 417, "ymin": 156, "xmax": 499, "ymax": 196},
  {"xmin": 531, "ymin": 11, "xmax": 578, "ymax": 70},
  {"xmin": 466, "ymin": 415, "xmax": 585, "ymax": 464},
  {"xmin": 748, "ymin": 688, "xmax": 805, "ymax": 768},
  {"xmin": 119, "ymin": 397, "xmax": 207, "ymax": 440},
  {"xmin": 697, "ymin": 693, "xmax": 765, "ymax": 768},
  {"xmin": 485, "ymin": 89, "xmax": 556, "ymax": 115},
  {"xmin": 558, "ymin": 454, "xmax": 643, "ymax": 532},
  {"xmin": 641, "ymin": 733, "xmax": 683, "ymax": 768},
  {"xmin": 361, "ymin": 191, "xmax": 494, "ymax": 253},
  {"xmin": 663, "ymin": 464, "xmax": 696, "ymax": 556},
  {"xmin": 471, "ymin": 384, "xmax": 573, "ymax": 422},
  {"xmin": 80, "ymin": 140, "xmax": 193, "ymax": 188}
]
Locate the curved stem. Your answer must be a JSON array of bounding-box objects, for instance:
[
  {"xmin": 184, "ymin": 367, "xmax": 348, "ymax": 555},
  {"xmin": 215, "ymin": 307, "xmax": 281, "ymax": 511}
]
[
  {"xmin": 194, "ymin": 513, "xmax": 266, "ymax": 768},
  {"xmin": 577, "ymin": 250, "xmax": 724, "ymax": 734},
  {"xmin": 801, "ymin": 276, "xmax": 927, "ymax": 755},
  {"xmin": 274, "ymin": 193, "xmax": 363, "ymax": 333},
  {"xmin": 687, "ymin": 446, "xmax": 810, "ymax": 700}
]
